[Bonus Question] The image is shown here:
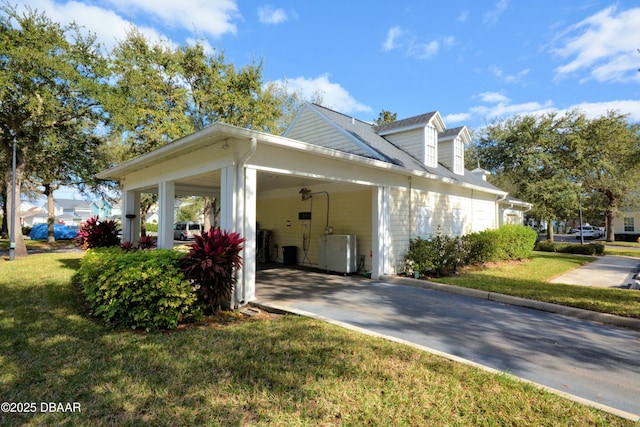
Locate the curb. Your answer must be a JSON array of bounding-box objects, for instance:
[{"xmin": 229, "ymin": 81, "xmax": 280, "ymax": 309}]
[{"xmin": 381, "ymin": 275, "xmax": 640, "ymax": 332}]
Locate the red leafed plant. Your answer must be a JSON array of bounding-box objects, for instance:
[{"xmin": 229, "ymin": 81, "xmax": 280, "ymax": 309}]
[
  {"xmin": 180, "ymin": 227, "xmax": 245, "ymax": 314},
  {"xmin": 74, "ymin": 216, "xmax": 121, "ymax": 250}
]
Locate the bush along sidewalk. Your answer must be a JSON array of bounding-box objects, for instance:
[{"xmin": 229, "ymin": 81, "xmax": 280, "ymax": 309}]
[
  {"xmin": 535, "ymin": 240, "xmax": 605, "ymax": 255},
  {"xmin": 405, "ymin": 225, "xmax": 538, "ymax": 278}
]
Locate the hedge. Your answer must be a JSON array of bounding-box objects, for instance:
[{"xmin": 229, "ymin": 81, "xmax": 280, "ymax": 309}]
[
  {"xmin": 534, "ymin": 240, "xmax": 605, "ymax": 255},
  {"xmin": 74, "ymin": 248, "xmax": 200, "ymax": 331},
  {"xmin": 405, "ymin": 225, "xmax": 538, "ymax": 277}
]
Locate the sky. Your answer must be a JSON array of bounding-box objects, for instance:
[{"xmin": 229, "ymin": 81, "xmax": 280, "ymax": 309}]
[{"xmin": 12, "ymin": 0, "xmax": 640, "ymax": 133}]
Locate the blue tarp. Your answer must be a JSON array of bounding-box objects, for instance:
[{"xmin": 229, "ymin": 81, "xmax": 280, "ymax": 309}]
[{"xmin": 29, "ymin": 223, "xmax": 79, "ymax": 240}]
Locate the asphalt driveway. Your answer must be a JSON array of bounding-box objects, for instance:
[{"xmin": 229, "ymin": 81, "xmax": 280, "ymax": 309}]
[{"xmin": 254, "ymin": 267, "xmax": 640, "ymax": 421}]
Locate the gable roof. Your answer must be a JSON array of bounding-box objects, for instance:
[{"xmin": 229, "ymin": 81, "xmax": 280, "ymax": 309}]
[
  {"xmin": 292, "ymin": 103, "xmax": 503, "ymax": 194},
  {"xmin": 439, "ymin": 126, "xmax": 471, "ymax": 144},
  {"xmin": 375, "ymin": 111, "xmax": 445, "ymax": 134}
]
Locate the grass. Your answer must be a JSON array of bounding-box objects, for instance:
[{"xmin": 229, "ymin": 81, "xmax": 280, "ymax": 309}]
[
  {"xmin": 0, "ymin": 252, "xmax": 635, "ymax": 425},
  {"xmin": 434, "ymin": 252, "xmax": 640, "ymax": 318}
]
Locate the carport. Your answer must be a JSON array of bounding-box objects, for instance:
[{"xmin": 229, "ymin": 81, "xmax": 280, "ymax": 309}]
[{"xmin": 97, "ymin": 123, "xmax": 397, "ymax": 307}]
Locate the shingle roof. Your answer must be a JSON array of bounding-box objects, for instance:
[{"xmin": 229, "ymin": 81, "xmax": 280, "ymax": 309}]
[
  {"xmin": 307, "ymin": 104, "xmax": 503, "ymax": 193},
  {"xmin": 439, "ymin": 126, "xmax": 465, "ymax": 139},
  {"xmin": 374, "ymin": 112, "xmax": 438, "ymax": 134}
]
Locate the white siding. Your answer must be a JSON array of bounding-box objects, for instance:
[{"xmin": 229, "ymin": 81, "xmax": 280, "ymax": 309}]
[
  {"xmin": 387, "ymin": 180, "xmax": 498, "ymax": 274},
  {"xmin": 384, "ymin": 129, "xmax": 425, "ymax": 163},
  {"xmin": 439, "ymin": 140, "xmax": 453, "ymax": 171},
  {"xmin": 285, "ymin": 108, "xmax": 372, "ymax": 157},
  {"xmin": 438, "ymin": 137, "xmax": 464, "ymax": 175}
]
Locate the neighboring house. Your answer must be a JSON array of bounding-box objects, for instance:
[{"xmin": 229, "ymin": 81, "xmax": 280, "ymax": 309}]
[
  {"xmin": 613, "ymin": 209, "xmax": 640, "ymax": 239},
  {"xmin": 27, "ymin": 199, "xmax": 93, "ymax": 226},
  {"xmin": 97, "ymin": 102, "xmax": 531, "ymax": 307},
  {"xmin": 499, "ymin": 196, "xmax": 532, "ymax": 227}
]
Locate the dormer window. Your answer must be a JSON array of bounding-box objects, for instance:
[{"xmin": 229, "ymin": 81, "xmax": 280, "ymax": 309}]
[
  {"xmin": 424, "ymin": 124, "xmax": 438, "ymax": 168},
  {"xmin": 454, "ymin": 137, "xmax": 464, "ymax": 175}
]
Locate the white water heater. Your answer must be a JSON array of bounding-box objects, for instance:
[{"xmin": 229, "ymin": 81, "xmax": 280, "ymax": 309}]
[{"xmin": 318, "ymin": 234, "xmax": 357, "ymax": 274}]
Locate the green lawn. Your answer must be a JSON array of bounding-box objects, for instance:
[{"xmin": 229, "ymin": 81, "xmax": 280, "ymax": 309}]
[
  {"xmin": 0, "ymin": 252, "xmax": 634, "ymax": 425},
  {"xmin": 434, "ymin": 252, "xmax": 640, "ymax": 318}
]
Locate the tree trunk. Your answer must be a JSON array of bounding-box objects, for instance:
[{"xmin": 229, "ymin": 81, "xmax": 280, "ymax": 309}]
[
  {"xmin": 203, "ymin": 196, "xmax": 213, "ymax": 232},
  {"xmin": 6, "ymin": 172, "xmax": 28, "ymax": 257},
  {"xmin": 44, "ymin": 184, "xmax": 56, "ymax": 244},
  {"xmin": 546, "ymin": 220, "xmax": 554, "ymax": 242},
  {"xmin": 606, "ymin": 210, "xmax": 615, "ymax": 242},
  {"xmin": 1, "ymin": 183, "xmax": 7, "ymax": 238}
]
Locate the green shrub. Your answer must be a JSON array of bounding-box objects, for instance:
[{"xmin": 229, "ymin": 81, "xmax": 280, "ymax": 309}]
[
  {"xmin": 493, "ymin": 224, "xmax": 538, "ymax": 260},
  {"xmin": 560, "ymin": 242, "xmax": 604, "ymax": 256},
  {"xmin": 534, "ymin": 240, "xmax": 558, "ymax": 253},
  {"xmin": 145, "ymin": 222, "xmax": 158, "ymax": 232},
  {"xmin": 535, "ymin": 241, "xmax": 605, "ymax": 256},
  {"xmin": 74, "ymin": 248, "xmax": 199, "ymax": 331},
  {"xmin": 406, "ymin": 231, "xmax": 461, "ymax": 277},
  {"xmin": 461, "ymin": 230, "xmax": 501, "ymax": 264},
  {"xmin": 406, "ymin": 225, "xmax": 538, "ymax": 277}
]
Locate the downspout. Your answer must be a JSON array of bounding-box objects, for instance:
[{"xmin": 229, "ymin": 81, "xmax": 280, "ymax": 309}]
[
  {"xmin": 408, "ymin": 176, "xmax": 412, "ymax": 239},
  {"xmin": 235, "ymin": 137, "xmax": 257, "ymax": 306}
]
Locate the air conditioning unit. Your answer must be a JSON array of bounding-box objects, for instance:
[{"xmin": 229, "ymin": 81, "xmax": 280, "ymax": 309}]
[{"xmin": 318, "ymin": 235, "xmax": 357, "ymax": 274}]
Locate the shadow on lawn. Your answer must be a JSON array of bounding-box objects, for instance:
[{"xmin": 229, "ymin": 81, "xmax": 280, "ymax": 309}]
[{"xmin": 0, "ymin": 277, "xmax": 369, "ymax": 425}]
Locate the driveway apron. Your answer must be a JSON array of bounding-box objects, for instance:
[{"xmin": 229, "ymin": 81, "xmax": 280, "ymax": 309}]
[{"xmin": 255, "ymin": 267, "xmax": 640, "ymax": 420}]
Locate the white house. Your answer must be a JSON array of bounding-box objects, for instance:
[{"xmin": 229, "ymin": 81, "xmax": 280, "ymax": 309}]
[
  {"xmin": 97, "ymin": 103, "xmax": 530, "ymax": 307},
  {"xmin": 613, "ymin": 209, "xmax": 640, "ymax": 239}
]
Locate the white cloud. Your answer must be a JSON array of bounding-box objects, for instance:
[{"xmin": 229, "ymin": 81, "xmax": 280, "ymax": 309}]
[
  {"xmin": 382, "ymin": 26, "xmax": 453, "ymax": 60},
  {"xmin": 258, "ymin": 5, "xmax": 289, "ymax": 25},
  {"xmin": 457, "ymin": 10, "xmax": 469, "ymax": 23},
  {"xmin": 409, "ymin": 40, "xmax": 440, "ymax": 59},
  {"xmin": 382, "ymin": 26, "xmax": 405, "ymax": 51},
  {"xmin": 488, "ymin": 65, "xmax": 530, "ymax": 83},
  {"xmin": 477, "ymin": 91, "xmax": 510, "ymax": 104},
  {"xmin": 455, "ymin": 90, "xmax": 640, "ymax": 129},
  {"xmin": 16, "ymin": 0, "xmax": 240, "ymax": 48},
  {"xmin": 444, "ymin": 112, "xmax": 471, "ymax": 124},
  {"xmin": 274, "ymin": 74, "xmax": 371, "ymax": 114},
  {"xmin": 106, "ymin": 0, "xmax": 240, "ymax": 39},
  {"xmin": 552, "ymin": 6, "xmax": 640, "ymax": 83},
  {"xmin": 483, "ymin": 0, "xmax": 509, "ymax": 25},
  {"xmin": 555, "ymin": 100, "xmax": 640, "ymax": 122}
]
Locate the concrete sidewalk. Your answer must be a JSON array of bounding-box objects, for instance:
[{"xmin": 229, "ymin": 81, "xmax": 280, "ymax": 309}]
[{"xmin": 549, "ymin": 255, "xmax": 640, "ymax": 288}]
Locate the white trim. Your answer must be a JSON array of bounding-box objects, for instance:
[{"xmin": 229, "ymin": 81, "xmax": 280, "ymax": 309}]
[
  {"xmin": 372, "ymin": 186, "xmax": 391, "ymax": 279},
  {"xmin": 157, "ymin": 180, "xmax": 175, "ymax": 249}
]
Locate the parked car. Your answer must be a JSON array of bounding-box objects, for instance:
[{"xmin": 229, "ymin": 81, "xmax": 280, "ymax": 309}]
[
  {"xmin": 575, "ymin": 226, "xmax": 597, "ymax": 240},
  {"xmin": 173, "ymin": 221, "xmax": 203, "ymax": 240}
]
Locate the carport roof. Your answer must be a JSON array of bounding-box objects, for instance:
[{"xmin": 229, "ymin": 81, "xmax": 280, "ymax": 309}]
[{"xmin": 96, "ymin": 121, "xmax": 507, "ymax": 196}]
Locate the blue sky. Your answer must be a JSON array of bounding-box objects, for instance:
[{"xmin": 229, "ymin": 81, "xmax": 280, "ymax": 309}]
[{"xmin": 16, "ymin": 0, "xmax": 640, "ymax": 133}]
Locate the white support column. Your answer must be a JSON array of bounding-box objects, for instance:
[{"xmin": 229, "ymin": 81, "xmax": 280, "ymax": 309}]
[
  {"xmin": 157, "ymin": 180, "xmax": 175, "ymax": 249},
  {"xmin": 372, "ymin": 186, "xmax": 391, "ymax": 279},
  {"xmin": 219, "ymin": 165, "xmax": 237, "ymax": 233},
  {"xmin": 122, "ymin": 189, "xmax": 141, "ymax": 244},
  {"xmin": 237, "ymin": 167, "xmax": 257, "ymax": 304}
]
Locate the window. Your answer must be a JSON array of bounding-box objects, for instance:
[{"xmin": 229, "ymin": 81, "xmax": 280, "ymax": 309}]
[
  {"xmin": 424, "ymin": 124, "xmax": 437, "ymax": 167},
  {"xmin": 452, "ymin": 208, "xmax": 463, "ymax": 236},
  {"xmin": 454, "ymin": 137, "xmax": 464, "ymax": 175},
  {"xmin": 624, "ymin": 217, "xmax": 635, "ymax": 232},
  {"xmin": 418, "ymin": 206, "xmax": 432, "ymax": 238}
]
